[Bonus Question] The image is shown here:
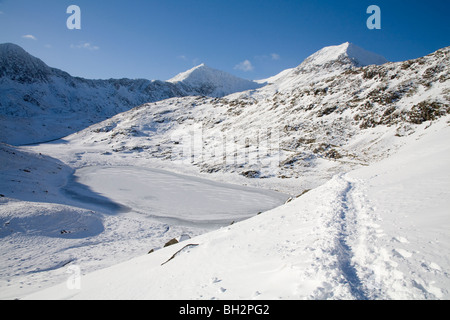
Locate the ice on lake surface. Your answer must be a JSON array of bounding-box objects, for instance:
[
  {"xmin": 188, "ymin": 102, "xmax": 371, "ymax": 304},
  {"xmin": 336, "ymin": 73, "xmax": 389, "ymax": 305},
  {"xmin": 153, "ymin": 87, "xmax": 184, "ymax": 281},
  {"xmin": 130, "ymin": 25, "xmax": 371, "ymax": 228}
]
[{"xmin": 65, "ymin": 166, "xmax": 289, "ymax": 228}]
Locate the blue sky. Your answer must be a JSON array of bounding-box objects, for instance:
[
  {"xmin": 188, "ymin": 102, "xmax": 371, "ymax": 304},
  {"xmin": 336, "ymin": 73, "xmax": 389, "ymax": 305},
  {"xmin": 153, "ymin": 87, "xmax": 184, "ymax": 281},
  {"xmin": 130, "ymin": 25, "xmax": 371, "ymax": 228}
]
[{"xmin": 0, "ymin": 0, "xmax": 449, "ymax": 81}]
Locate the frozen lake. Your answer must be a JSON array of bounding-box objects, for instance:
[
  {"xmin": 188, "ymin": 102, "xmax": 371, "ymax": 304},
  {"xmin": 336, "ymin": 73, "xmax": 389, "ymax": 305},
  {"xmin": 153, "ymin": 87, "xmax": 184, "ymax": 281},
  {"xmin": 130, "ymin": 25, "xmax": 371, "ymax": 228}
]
[{"xmin": 65, "ymin": 166, "xmax": 289, "ymax": 228}]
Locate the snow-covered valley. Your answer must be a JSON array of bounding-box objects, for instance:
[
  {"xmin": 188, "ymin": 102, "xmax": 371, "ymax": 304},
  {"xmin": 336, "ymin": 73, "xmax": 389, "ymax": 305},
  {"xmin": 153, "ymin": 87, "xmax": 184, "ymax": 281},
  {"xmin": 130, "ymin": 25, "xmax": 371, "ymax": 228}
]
[
  {"xmin": 1, "ymin": 42, "xmax": 449, "ymax": 300},
  {"xmin": 0, "ymin": 143, "xmax": 288, "ymax": 299},
  {"xmin": 20, "ymin": 118, "xmax": 450, "ymax": 300}
]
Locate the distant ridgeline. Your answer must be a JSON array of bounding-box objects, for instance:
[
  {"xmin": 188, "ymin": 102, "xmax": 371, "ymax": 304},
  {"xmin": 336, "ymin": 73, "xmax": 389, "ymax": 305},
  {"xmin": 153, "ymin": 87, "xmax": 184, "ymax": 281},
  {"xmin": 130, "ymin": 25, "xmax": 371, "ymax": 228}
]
[{"xmin": 0, "ymin": 43, "xmax": 261, "ymax": 145}]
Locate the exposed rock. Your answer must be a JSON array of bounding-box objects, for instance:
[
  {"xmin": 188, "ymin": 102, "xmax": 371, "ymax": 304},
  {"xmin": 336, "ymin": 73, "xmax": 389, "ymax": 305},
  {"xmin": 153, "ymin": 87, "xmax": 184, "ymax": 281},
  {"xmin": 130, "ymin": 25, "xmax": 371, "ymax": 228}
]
[{"xmin": 164, "ymin": 238, "xmax": 179, "ymax": 247}]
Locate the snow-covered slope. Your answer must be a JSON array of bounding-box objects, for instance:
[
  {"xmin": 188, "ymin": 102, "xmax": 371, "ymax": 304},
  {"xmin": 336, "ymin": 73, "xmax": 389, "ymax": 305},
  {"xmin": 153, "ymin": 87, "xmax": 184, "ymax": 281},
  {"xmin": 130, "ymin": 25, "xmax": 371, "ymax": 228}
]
[
  {"xmin": 51, "ymin": 45, "xmax": 450, "ymax": 193},
  {"xmin": 303, "ymin": 42, "xmax": 388, "ymax": 68},
  {"xmin": 23, "ymin": 118, "xmax": 450, "ymax": 300},
  {"xmin": 0, "ymin": 43, "xmax": 54, "ymax": 82},
  {"xmin": 0, "ymin": 44, "xmax": 179, "ymax": 145},
  {"xmin": 257, "ymin": 42, "xmax": 389, "ymax": 94},
  {"xmin": 1, "ymin": 42, "xmax": 449, "ymax": 300},
  {"xmin": 0, "ymin": 43, "xmax": 261, "ymax": 145},
  {"xmin": 168, "ymin": 63, "xmax": 262, "ymax": 97}
]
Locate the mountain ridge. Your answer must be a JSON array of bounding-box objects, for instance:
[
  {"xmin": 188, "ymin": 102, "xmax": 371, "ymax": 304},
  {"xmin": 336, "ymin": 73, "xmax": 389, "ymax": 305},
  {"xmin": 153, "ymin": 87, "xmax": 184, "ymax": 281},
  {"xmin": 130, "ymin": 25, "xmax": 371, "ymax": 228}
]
[
  {"xmin": 0, "ymin": 43, "xmax": 55, "ymax": 83},
  {"xmin": 62, "ymin": 44, "xmax": 449, "ymax": 185},
  {"xmin": 1, "ymin": 42, "xmax": 447, "ymax": 148},
  {"xmin": 0, "ymin": 43, "xmax": 261, "ymax": 145}
]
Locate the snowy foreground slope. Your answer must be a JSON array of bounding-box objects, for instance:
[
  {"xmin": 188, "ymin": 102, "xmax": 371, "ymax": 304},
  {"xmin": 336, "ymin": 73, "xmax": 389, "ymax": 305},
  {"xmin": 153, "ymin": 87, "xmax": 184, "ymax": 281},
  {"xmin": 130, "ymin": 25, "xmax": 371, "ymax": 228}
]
[{"xmin": 24, "ymin": 118, "xmax": 450, "ymax": 300}]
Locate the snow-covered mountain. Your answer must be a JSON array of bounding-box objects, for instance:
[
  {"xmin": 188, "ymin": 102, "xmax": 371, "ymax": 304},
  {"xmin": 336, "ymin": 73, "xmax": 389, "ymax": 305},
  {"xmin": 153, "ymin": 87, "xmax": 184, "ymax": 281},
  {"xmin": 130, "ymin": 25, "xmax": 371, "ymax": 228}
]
[
  {"xmin": 257, "ymin": 42, "xmax": 389, "ymax": 93},
  {"xmin": 57, "ymin": 44, "xmax": 449, "ymax": 189},
  {"xmin": 0, "ymin": 43, "xmax": 54, "ymax": 83},
  {"xmin": 0, "ymin": 43, "xmax": 260, "ymax": 145},
  {"xmin": 302, "ymin": 42, "xmax": 388, "ymax": 68},
  {"xmin": 1, "ymin": 42, "xmax": 449, "ymax": 300},
  {"xmin": 168, "ymin": 63, "xmax": 262, "ymax": 97}
]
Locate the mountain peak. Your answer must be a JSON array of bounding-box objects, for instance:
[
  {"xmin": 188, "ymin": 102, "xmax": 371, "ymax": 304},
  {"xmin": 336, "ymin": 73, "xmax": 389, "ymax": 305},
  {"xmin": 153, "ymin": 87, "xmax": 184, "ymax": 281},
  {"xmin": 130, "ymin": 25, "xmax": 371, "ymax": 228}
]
[
  {"xmin": 257, "ymin": 42, "xmax": 389, "ymax": 88},
  {"xmin": 168, "ymin": 63, "xmax": 210, "ymax": 83},
  {"xmin": 302, "ymin": 42, "xmax": 388, "ymax": 68},
  {"xmin": 0, "ymin": 43, "xmax": 52, "ymax": 82},
  {"xmin": 0, "ymin": 43, "xmax": 28, "ymax": 55},
  {"xmin": 168, "ymin": 63, "xmax": 262, "ymax": 97},
  {"xmin": 0, "ymin": 43, "xmax": 47, "ymax": 65}
]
